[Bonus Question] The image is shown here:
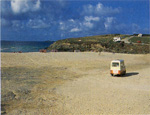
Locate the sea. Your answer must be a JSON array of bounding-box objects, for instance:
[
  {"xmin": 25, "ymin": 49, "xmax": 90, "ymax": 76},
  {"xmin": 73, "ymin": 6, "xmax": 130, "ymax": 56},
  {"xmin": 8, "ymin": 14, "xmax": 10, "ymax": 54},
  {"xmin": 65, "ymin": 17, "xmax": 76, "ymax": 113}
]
[{"xmin": 1, "ymin": 41, "xmax": 54, "ymax": 52}]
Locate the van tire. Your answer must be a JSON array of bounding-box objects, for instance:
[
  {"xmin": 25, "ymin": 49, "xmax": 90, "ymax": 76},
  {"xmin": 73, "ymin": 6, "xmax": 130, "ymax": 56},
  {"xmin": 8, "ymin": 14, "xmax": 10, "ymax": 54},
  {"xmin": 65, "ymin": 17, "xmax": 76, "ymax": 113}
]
[
  {"xmin": 123, "ymin": 71, "xmax": 126, "ymax": 75},
  {"xmin": 111, "ymin": 74, "xmax": 113, "ymax": 76}
]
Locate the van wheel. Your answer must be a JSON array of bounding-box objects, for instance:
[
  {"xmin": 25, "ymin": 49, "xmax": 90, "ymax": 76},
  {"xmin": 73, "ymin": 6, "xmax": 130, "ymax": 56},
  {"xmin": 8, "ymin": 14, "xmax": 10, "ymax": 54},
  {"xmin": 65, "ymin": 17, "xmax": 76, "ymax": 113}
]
[
  {"xmin": 111, "ymin": 74, "xmax": 113, "ymax": 76},
  {"xmin": 124, "ymin": 71, "xmax": 126, "ymax": 75},
  {"xmin": 123, "ymin": 71, "xmax": 126, "ymax": 75}
]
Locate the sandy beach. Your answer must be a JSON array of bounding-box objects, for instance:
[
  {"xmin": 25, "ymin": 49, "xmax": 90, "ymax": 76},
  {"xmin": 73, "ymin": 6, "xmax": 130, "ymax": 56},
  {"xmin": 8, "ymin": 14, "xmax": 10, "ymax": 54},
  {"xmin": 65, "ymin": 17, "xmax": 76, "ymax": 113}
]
[{"xmin": 1, "ymin": 52, "xmax": 150, "ymax": 114}]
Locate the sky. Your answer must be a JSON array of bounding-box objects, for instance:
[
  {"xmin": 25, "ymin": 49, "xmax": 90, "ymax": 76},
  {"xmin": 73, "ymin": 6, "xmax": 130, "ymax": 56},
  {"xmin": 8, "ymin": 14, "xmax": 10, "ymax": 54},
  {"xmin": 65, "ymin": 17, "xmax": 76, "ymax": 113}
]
[{"xmin": 1, "ymin": 0, "xmax": 150, "ymax": 41}]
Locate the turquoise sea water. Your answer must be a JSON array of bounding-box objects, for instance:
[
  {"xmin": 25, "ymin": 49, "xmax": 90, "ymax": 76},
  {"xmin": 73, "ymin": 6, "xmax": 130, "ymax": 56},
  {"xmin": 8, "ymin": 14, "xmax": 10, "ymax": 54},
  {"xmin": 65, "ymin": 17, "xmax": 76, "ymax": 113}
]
[{"xmin": 1, "ymin": 41, "xmax": 54, "ymax": 52}]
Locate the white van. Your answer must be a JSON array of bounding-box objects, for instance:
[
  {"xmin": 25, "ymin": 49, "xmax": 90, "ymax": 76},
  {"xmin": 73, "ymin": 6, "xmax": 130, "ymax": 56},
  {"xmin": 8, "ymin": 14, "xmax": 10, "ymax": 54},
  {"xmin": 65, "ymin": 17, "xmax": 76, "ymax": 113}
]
[{"xmin": 110, "ymin": 59, "xmax": 126, "ymax": 76}]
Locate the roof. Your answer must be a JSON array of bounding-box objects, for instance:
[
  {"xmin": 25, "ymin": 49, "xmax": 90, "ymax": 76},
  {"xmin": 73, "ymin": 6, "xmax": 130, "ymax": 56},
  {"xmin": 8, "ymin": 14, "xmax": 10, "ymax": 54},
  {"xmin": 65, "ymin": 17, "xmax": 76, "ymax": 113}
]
[
  {"xmin": 111, "ymin": 59, "xmax": 124, "ymax": 62},
  {"xmin": 113, "ymin": 37, "xmax": 121, "ymax": 39}
]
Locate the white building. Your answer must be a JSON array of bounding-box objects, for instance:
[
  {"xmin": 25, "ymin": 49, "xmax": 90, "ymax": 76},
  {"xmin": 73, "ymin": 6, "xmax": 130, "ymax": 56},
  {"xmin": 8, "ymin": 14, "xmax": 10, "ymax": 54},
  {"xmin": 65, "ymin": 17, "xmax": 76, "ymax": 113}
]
[
  {"xmin": 113, "ymin": 37, "xmax": 121, "ymax": 42},
  {"xmin": 138, "ymin": 34, "xmax": 142, "ymax": 37}
]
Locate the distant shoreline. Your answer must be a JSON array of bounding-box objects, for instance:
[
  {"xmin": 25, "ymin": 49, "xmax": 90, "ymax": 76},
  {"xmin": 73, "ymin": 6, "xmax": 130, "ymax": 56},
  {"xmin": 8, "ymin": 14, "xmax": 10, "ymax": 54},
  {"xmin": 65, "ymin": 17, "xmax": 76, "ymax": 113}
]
[
  {"xmin": 1, "ymin": 41, "xmax": 54, "ymax": 52},
  {"xmin": 1, "ymin": 40, "xmax": 55, "ymax": 42}
]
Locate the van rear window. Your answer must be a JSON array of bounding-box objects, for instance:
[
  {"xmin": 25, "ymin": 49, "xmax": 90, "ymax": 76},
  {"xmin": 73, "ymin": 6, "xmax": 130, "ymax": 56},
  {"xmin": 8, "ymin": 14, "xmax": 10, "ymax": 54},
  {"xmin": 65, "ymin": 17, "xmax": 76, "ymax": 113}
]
[{"xmin": 112, "ymin": 62, "xmax": 119, "ymax": 67}]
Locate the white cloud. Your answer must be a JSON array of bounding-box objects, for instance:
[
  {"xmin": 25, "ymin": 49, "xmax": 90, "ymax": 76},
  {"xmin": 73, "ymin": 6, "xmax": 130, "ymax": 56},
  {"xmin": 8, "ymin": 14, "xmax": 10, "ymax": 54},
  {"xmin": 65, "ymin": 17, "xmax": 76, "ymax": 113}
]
[
  {"xmin": 84, "ymin": 16, "xmax": 100, "ymax": 22},
  {"xmin": 106, "ymin": 17, "xmax": 114, "ymax": 23},
  {"xmin": 104, "ymin": 17, "xmax": 115, "ymax": 29},
  {"xmin": 59, "ymin": 20, "xmax": 81, "ymax": 31},
  {"xmin": 83, "ymin": 21, "xmax": 93, "ymax": 28},
  {"xmin": 68, "ymin": 19, "xmax": 75, "ymax": 23},
  {"xmin": 96, "ymin": 3, "xmax": 103, "ymax": 12},
  {"xmin": 70, "ymin": 27, "xmax": 82, "ymax": 32},
  {"xmin": 82, "ymin": 16, "xmax": 100, "ymax": 29},
  {"xmin": 64, "ymin": 3, "xmax": 131, "ymax": 35},
  {"xmin": 33, "ymin": 0, "xmax": 40, "ymax": 11},
  {"xmin": 1, "ymin": 18, "xmax": 12, "ymax": 27},
  {"xmin": 12, "ymin": 20, "xmax": 21, "ymax": 27},
  {"xmin": 27, "ymin": 19, "xmax": 50, "ymax": 29},
  {"xmin": 59, "ymin": 21, "xmax": 66, "ymax": 30},
  {"xmin": 82, "ymin": 2, "xmax": 120, "ymax": 16},
  {"xmin": 11, "ymin": 0, "xmax": 41, "ymax": 14}
]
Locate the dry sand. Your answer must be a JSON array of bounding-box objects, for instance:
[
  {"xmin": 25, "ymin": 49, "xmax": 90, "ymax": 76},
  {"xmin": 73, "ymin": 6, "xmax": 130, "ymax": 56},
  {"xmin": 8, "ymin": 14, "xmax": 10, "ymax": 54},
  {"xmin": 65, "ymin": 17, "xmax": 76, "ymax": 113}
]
[{"xmin": 1, "ymin": 52, "xmax": 150, "ymax": 114}]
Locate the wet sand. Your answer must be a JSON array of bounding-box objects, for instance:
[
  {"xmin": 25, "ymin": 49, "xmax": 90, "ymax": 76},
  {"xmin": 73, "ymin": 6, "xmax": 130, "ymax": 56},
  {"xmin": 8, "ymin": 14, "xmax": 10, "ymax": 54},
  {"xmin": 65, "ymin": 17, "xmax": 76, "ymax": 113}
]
[{"xmin": 1, "ymin": 52, "xmax": 150, "ymax": 114}]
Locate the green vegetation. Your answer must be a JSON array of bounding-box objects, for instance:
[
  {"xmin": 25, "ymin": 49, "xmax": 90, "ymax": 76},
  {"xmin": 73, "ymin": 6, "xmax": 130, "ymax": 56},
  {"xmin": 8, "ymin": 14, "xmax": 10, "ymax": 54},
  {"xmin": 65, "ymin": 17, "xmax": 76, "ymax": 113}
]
[
  {"xmin": 47, "ymin": 34, "xmax": 150, "ymax": 54},
  {"xmin": 129, "ymin": 36, "xmax": 150, "ymax": 44},
  {"xmin": 54, "ymin": 34, "xmax": 128, "ymax": 44}
]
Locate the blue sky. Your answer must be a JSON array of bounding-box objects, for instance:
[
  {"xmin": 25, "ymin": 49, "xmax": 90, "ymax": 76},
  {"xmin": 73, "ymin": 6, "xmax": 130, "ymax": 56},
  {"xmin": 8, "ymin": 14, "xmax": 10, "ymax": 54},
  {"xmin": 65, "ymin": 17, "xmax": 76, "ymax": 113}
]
[{"xmin": 1, "ymin": 0, "xmax": 149, "ymax": 41}]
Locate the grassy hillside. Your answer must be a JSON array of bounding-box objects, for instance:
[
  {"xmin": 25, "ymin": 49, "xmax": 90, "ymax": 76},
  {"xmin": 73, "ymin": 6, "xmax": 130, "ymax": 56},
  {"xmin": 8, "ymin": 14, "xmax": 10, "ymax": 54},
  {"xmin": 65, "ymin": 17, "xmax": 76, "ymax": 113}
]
[
  {"xmin": 53, "ymin": 34, "xmax": 129, "ymax": 43},
  {"xmin": 47, "ymin": 34, "xmax": 150, "ymax": 54},
  {"xmin": 129, "ymin": 36, "xmax": 150, "ymax": 44}
]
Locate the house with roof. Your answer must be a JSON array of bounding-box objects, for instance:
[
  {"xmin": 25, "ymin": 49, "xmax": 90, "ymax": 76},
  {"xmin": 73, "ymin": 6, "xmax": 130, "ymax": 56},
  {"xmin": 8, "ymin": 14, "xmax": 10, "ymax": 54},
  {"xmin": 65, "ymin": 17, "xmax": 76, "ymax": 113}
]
[
  {"xmin": 138, "ymin": 34, "xmax": 142, "ymax": 37},
  {"xmin": 113, "ymin": 37, "xmax": 121, "ymax": 42}
]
